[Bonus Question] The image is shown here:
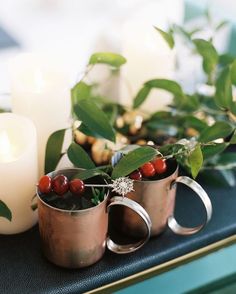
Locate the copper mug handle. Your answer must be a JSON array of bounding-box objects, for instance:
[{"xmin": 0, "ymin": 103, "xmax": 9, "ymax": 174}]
[
  {"xmin": 106, "ymin": 196, "xmax": 152, "ymax": 254},
  {"xmin": 168, "ymin": 176, "xmax": 213, "ymax": 235}
]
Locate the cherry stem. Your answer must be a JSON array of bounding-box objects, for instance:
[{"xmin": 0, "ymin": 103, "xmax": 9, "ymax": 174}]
[{"xmin": 85, "ymin": 184, "xmax": 112, "ymax": 188}]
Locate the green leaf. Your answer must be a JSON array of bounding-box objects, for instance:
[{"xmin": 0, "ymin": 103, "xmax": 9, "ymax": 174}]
[
  {"xmin": 183, "ymin": 115, "xmax": 208, "ymax": 132},
  {"xmin": 215, "ymin": 20, "xmax": 228, "ymax": 31},
  {"xmin": 150, "ymin": 111, "xmax": 173, "ymax": 120},
  {"xmin": 188, "ymin": 145, "xmax": 203, "ymax": 178},
  {"xmin": 201, "ymin": 143, "xmax": 228, "ymax": 160},
  {"xmin": 74, "ymin": 99, "xmax": 116, "ymax": 142},
  {"xmin": 73, "ymin": 168, "xmax": 110, "ymax": 181},
  {"xmin": 111, "ymin": 146, "xmax": 158, "ymax": 179},
  {"xmin": 45, "ymin": 129, "xmax": 66, "ymax": 174},
  {"xmin": 172, "ymin": 24, "xmax": 192, "ymax": 41},
  {"xmin": 71, "ymin": 81, "xmax": 91, "ymax": 106},
  {"xmin": 159, "ymin": 143, "xmax": 184, "ymax": 156},
  {"xmin": 133, "ymin": 85, "xmax": 151, "ymax": 109},
  {"xmin": 139, "ymin": 79, "xmax": 193, "ymax": 110},
  {"xmin": 145, "ymin": 79, "xmax": 184, "ymax": 97},
  {"xmin": 67, "ymin": 142, "xmax": 96, "ymax": 169},
  {"xmin": 230, "ymin": 130, "xmax": 236, "ymax": 144},
  {"xmin": 230, "ymin": 59, "xmax": 236, "ymax": 85},
  {"xmin": 199, "ymin": 122, "xmax": 233, "ymax": 143},
  {"xmin": 154, "ymin": 27, "xmax": 175, "ymax": 49},
  {"xmin": 78, "ymin": 123, "xmax": 102, "ymax": 138},
  {"xmin": 193, "ymin": 39, "xmax": 218, "ymax": 75},
  {"xmin": 219, "ymin": 54, "xmax": 235, "ymax": 66},
  {"xmin": 89, "ymin": 52, "xmax": 126, "ymax": 68},
  {"xmin": 146, "ymin": 121, "xmax": 178, "ymax": 136},
  {"xmin": 217, "ymin": 152, "xmax": 236, "ymax": 167},
  {"xmin": 230, "ymin": 102, "xmax": 236, "ymax": 116},
  {"xmin": 177, "ymin": 94, "xmax": 200, "ymax": 111},
  {"xmin": 0, "ymin": 200, "xmax": 12, "ymax": 221},
  {"xmin": 102, "ymin": 103, "xmax": 119, "ymax": 125},
  {"xmin": 215, "ymin": 67, "xmax": 233, "ymax": 109}
]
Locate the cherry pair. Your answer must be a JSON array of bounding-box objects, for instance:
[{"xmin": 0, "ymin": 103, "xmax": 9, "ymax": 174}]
[
  {"xmin": 129, "ymin": 157, "xmax": 167, "ymax": 180},
  {"xmin": 38, "ymin": 175, "xmax": 85, "ymax": 196}
]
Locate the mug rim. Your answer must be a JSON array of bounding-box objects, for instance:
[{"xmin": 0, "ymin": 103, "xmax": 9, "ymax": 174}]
[{"xmin": 37, "ymin": 168, "xmax": 109, "ymax": 214}]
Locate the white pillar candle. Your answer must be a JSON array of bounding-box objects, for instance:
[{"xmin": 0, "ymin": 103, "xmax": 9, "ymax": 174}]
[
  {"xmin": 10, "ymin": 53, "xmax": 71, "ymax": 176},
  {"xmin": 120, "ymin": 0, "xmax": 184, "ymax": 112},
  {"xmin": 0, "ymin": 113, "xmax": 38, "ymax": 234},
  {"xmin": 121, "ymin": 23, "xmax": 176, "ymax": 112}
]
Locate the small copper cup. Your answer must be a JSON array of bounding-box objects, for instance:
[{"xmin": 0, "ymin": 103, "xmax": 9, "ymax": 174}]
[
  {"xmin": 114, "ymin": 159, "xmax": 212, "ymax": 238},
  {"xmin": 37, "ymin": 168, "xmax": 152, "ymax": 268}
]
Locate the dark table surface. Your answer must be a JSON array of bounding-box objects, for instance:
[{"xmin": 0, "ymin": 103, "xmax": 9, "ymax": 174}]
[{"xmin": 1, "ymin": 178, "xmax": 236, "ymax": 294}]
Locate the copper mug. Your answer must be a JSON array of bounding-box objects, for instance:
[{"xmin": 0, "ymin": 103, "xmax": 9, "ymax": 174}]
[
  {"xmin": 37, "ymin": 168, "xmax": 152, "ymax": 268},
  {"xmin": 113, "ymin": 159, "xmax": 212, "ymax": 238}
]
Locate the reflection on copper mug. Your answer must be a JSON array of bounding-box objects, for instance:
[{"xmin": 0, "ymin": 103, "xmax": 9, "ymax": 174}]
[
  {"xmin": 114, "ymin": 159, "xmax": 212, "ymax": 238},
  {"xmin": 37, "ymin": 168, "xmax": 152, "ymax": 268}
]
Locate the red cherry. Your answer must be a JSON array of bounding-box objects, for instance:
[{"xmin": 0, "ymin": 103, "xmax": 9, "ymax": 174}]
[
  {"xmin": 69, "ymin": 179, "xmax": 85, "ymax": 195},
  {"xmin": 51, "ymin": 175, "xmax": 69, "ymax": 195},
  {"xmin": 129, "ymin": 170, "xmax": 142, "ymax": 181},
  {"xmin": 152, "ymin": 158, "xmax": 167, "ymax": 174},
  {"xmin": 140, "ymin": 162, "xmax": 155, "ymax": 178},
  {"xmin": 38, "ymin": 175, "xmax": 52, "ymax": 194}
]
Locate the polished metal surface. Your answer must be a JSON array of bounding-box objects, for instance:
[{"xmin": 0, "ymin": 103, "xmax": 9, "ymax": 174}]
[
  {"xmin": 115, "ymin": 163, "xmax": 179, "ymax": 237},
  {"xmin": 37, "ymin": 168, "xmax": 151, "ymax": 267},
  {"xmin": 107, "ymin": 196, "xmax": 152, "ymax": 254},
  {"xmin": 37, "ymin": 168, "xmax": 109, "ymax": 268},
  {"xmin": 111, "ymin": 160, "xmax": 212, "ymax": 237},
  {"xmin": 167, "ymin": 176, "xmax": 213, "ymax": 235}
]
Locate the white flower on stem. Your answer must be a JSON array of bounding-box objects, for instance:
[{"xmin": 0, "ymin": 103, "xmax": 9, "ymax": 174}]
[{"xmin": 110, "ymin": 177, "xmax": 134, "ymax": 197}]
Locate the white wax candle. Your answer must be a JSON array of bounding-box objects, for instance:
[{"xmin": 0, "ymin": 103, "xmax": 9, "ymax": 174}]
[
  {"xmin": 120, "ymin": 0, "xmax": 184, "ymax": 112},
  {"xmin": 0, "ymin": 113, "xmax": 38, "ymax": 234},
  {"xmin": 10, "ymin": 53, "xmax": 71, "ymax": 176}
]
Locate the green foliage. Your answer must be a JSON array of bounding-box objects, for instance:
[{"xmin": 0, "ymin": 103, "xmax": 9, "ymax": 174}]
[
  {"xmin": 201, "ymin": 143, "xmax": 228, "ymax": 160},
  {"xmin": 182, "ymin": 116, "xmax": 208, "ymax": 132},
  {"xmin": 216, "ymin": 152, "xmax": 236, "ymax": 168},
  {"xmin": 67, "ymin": 142, "xmax": 96, "ymax": 169},
  {"xmin": 193, "ymin": 39, "xmax": 218, "ymax": 78},
  {"xmin": 188, "ymin": 144, "xmax": 203, "ymax": 179},
  {"xmin": 199, "ymin": 122, "xmax": 234, "ymax": 143},
  {"xmin": 73, "ymin": 167, "xmax": 110, "ymax": 180},
  {"xmin": 219, "ymin": 53, "xmax": 235, "ymax": 66},
  {"xmin": 0, "ymin": 200, "xmax": 12, "ymax": 221},
  {"xmin": 42, "ymin": 18, "xmax": 236, "ymax": 186},
  {"xmin": 91, "ymin": 187, "xmax": 106, "ymax": 206},
  {"xmin": 230, "ymin": 59, "xmax": 236, "ymax": 85},
  {"xmin": 89, "ymin": 52, "xmax": 126, "ymax": 68},
  {"xmin": 45, "ymin": 129, "xmax": 66, "ymax": 174},
  {"xmin": 145, "ymin": 79, "xmax": 184, "ymax": 97},
  {"xmin": 230, "ymin": 130, "xmax": 236, "ymax": 144},
  {"xmin": 74, "ymin": 99, "xmax": 116, "ymax": 142},
  {"xmin": 215, "ymin": 67, "xmax": 233, "ymax": 110},
  {"xmin": 133, "ymin": 85, "xmax": 151, "ymax": 109},
  {"xmin": 154, "ymin": 27, "xmax": 175, "ymax": 49},
  {"xmin": 111, "ymin": 146, "xmax": 158, "ymax": 179},
  {"xmin": 215, "ymin": 20, "xmax": 229, "ymax": 31},
  {"xmin": 133, "ymin": 79, "xmax": 185, "ymax": 109},
  {"xmin": 71, "ymin": 81, "xmax": 92, "ymax": 107}
]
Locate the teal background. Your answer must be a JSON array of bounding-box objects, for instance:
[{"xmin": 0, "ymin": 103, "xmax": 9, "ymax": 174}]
[{"xmin": 115, "ymin": 243, "xmax": 236, "ymax": 294}]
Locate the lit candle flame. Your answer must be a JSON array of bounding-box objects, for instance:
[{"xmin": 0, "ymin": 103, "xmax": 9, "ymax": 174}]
[{"xmin": 0, "ymin": 130, "xmax": 14, "ymax": 162}]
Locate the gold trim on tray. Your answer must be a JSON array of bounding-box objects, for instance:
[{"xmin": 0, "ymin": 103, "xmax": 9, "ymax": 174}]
[{"xmin": 86, "ymin": 235, "xmax": 236, "ymax": 294}]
